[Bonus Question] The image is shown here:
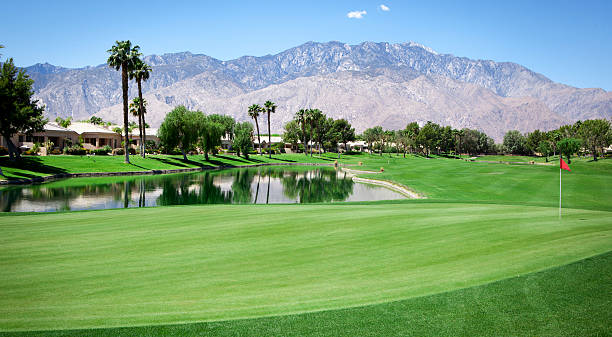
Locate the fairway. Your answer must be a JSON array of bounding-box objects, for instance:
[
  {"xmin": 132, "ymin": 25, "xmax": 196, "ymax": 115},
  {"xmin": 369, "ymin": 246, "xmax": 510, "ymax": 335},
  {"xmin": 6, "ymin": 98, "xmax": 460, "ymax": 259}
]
[{"xmin": 1, "ymin": 202, "xmax": 611, "ymax": 331}]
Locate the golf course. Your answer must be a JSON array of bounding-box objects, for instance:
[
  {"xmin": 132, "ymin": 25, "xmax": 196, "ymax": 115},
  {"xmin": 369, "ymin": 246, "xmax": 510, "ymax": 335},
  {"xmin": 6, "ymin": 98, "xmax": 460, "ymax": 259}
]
[{"xmin": 1, "ymin": 153, "xmax": 611, "ymax": 336}]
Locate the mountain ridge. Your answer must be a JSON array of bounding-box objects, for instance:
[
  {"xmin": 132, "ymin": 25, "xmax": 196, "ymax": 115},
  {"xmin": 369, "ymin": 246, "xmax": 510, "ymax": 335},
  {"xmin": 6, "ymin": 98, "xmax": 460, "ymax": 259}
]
[{"xmin": 22, "ymin": 40, "xmax": 611, "ymax": 141}]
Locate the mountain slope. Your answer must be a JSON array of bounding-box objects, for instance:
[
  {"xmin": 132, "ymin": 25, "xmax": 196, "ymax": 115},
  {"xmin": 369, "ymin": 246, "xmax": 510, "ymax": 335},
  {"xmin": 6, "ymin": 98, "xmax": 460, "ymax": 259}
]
[
  {"xmin": 25, "ymin": 41, "xmax": 611, "ymax": 139},
  {"xmin": 97, "ymin": 71, "xmax": 564, "ymax": 141}
]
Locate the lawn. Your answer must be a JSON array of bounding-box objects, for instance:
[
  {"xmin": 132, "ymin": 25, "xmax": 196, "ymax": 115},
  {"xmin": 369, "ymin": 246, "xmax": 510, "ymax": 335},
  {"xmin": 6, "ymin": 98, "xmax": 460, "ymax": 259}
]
[
  {"xmin": 0, "ymin": 153, "xmax": 611, "ymax": 335},
  {"xmin": 0, "ymin": 154, "xmax": 331, "ymax": 181},
  {"xmin": 3, "ymin": 251, "xmax": 609, "ymax": 336},
  {"xmin": 1, "ymin": 202, "xmax": 611, "ymax": 332}
]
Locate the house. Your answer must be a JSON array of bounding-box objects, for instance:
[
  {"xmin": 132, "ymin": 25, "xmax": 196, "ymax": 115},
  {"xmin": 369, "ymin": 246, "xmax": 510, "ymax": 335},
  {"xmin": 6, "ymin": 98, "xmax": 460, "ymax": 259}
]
[
  {"xmin": 0, "ymin": 123, "xmax": 79, "ymax": 150},
  {"xmin": 66, "ymin": 122, "xmax": 123, "ymax": 149},
  {"xmin": 344, "ymin": 140, "xmax": 368, "ymax": 152},
  {"xmin": 253, "ymin": 136, "xmax": 285, "ymax": 151},
  {"xmin": 1, "ymin": 121, "xmax": 162, "ymax": 152},
  {"xmin": 129, "ymin": 128, "xmax": 161, "ymax": 148}
]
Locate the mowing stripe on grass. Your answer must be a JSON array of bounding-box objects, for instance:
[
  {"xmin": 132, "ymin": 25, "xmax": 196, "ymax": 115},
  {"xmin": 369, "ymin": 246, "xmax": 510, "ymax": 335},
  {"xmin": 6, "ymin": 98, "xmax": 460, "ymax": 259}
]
[{"xmin": 1, "ymin": 202, "xmax": 610, "ymax": 331}]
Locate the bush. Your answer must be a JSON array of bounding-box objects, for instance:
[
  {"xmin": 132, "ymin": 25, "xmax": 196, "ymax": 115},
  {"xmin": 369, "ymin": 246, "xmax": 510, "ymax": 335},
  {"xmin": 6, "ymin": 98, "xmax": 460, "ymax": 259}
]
[
  {"xmin": 50, "ymin": 148, "xmax": 62, "ymax": 155},
  {"xmin": 91, "ymin": 145, "xmax": 112, "ymax": 156},
  {"xmin": 159, "ymin": 146, "xmax": 182, "ymax": 155},
  {"xmin": 272, "ymin": 142, "xmax": 286, "ymax": 154},
  {"xmin": 0, "ymin": 146, "xmax": 8, "ymax": 156},
  {"xmin": 31, "ymin": 142, "xmax": 41, "ymax": 154},
  {"xmin": 63, "ymin": 145, "xmax": 87, "ymax": 155},
  {"xmin": 113, "ymin": 148, "xmax": 136, "ymax": 156}
]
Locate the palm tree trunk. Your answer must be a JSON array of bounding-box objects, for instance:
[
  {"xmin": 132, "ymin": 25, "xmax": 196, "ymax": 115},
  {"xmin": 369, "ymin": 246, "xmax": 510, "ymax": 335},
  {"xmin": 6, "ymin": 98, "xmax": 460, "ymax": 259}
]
[
  {"xmin": 121, "ymin": 64, "xmax": 130, "ymax": 164},
  {"xmin": 267, "ymin": 112, "xmax": 272, "ymax": 159},
  {"xmin": 309, "ymin": 129, "xmax": 313, "ymax": 157},
  {"xmin": 137, "ymin": 79, "xmax": 146, "ymax": 158},
  {"xmin": 302, "ymin": 122, "xmax": 307, "ymax": 156},
  {"xmin": 254, "ymin": 118, "xmax": 261, "ymax": 155}
]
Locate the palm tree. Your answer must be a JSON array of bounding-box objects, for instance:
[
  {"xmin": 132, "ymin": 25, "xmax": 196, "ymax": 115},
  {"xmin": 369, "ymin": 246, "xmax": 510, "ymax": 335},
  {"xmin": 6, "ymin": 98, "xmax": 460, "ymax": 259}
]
[
  {"xmin": 295, "ymin": 109, "xmax": 308, "ymax": 156},
  {"xmin": 128, "ymin": 59, "xmax": 152, "ymax": 158},
  {"xmin": 248, "ymin": 104, "xmax": 263, "ymax": 155},
  {"xmin": 264, "ymin": 100, "xmax": 277, "ymax": 158},
  {"xmin": 129, "ymin": 97, "xmax": 147, "ymax": 151},
  {"xmin": 107, "ymin": 40, "xmax": 141, "ymax": 163}
]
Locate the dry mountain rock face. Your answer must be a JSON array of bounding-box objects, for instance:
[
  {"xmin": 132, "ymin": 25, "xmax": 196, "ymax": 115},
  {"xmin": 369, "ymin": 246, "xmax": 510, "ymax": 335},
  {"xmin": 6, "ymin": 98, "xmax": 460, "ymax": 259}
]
[{"xmin": 26, "ymin": 41, "xmax": 611, "ymax": 141}]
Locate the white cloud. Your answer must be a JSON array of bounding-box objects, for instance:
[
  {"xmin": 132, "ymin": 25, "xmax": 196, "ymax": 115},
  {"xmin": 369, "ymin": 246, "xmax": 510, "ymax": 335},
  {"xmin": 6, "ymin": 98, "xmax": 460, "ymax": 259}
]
[
  {"xmin": 347, "ymin": 10, "xmax": 367, "ymax": 19},
  {"xmin": 380, "ymin": 4, "xmax": 390, "ymax": 11}
]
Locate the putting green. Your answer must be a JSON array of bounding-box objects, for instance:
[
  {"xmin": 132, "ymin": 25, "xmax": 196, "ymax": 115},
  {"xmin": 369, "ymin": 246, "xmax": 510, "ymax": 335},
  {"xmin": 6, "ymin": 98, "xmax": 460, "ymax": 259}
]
[{"xmin": 1, "ymin": 202, "xmax": 611, "ymax": 331}]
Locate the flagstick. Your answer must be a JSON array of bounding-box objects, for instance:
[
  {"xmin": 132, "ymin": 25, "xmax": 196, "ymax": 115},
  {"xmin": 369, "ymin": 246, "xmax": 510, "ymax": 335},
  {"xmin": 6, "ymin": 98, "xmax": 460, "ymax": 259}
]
[{"xmin": 559, "ymin": 159, "xmax": 562, "ymax": 220}]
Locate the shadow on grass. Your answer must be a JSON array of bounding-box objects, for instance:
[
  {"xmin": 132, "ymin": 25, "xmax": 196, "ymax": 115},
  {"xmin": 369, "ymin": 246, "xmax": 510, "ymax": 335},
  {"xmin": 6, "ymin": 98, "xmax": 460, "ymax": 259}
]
[
  {"xmin": 268, "ymin": 156, "xmax": 297, "ymax": 163},
  {"xmin": 149, "ymin": 157, "xmax": 190, "ymax": 168},
  {"xmin": 214, "ymin": 154, "xmax": 250, "ymax": 164},
  {"xmin": 0, "ymin": 156, "xmax": 68, "ymax": 181}
]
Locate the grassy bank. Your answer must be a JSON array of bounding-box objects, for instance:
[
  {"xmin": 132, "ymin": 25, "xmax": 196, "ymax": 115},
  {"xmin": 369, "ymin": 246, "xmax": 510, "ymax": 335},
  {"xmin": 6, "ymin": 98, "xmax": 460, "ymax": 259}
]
[
  {"xmin": 0, "ymin": 154, "xmax": 331, "ymax": 181},
  {"xmin": 1, "ymin": 202, "xmax": 610, "ymax": 331},
  {"xmin": 2, "ymin": 153, "xmax": 611, "ymax": 212},
  {"xmin": 337, "ymin": 153, "xmax": 612, "ymax": 211}
]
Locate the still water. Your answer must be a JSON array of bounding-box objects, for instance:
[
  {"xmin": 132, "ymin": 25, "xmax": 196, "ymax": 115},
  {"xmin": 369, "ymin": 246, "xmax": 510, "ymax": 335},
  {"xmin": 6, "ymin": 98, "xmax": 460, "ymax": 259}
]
[{"xmin": 0, "ymin": 167, "xmax": 405, "ymax": 212}]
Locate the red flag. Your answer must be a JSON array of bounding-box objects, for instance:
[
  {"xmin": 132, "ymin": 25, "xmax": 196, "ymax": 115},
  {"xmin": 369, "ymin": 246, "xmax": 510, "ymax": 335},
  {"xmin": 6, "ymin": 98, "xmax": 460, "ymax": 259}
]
[{"xmin": 560, "ymin": 158, "xmax": 571, "ymax": 171}]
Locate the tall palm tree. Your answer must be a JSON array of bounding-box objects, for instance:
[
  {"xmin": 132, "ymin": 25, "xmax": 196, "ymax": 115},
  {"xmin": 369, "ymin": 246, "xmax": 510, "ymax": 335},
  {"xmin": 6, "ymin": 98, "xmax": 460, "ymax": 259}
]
[
  {"xmin": 129, "ymin": 97, "xmax": 147, "ymax": 152},
  {"xmin": 129, "ymin": 59, "xmax": 152, "ymax": 158},
  {"xmin": 248, "ymin": 104, "xmax": 263, "ymax": 155},
  {"xmin": 264, "ymin": 100, "xmax": 277, "ymax": 158},
  {"xmin": 107, "ymin": 40, "xmax": 141, "ymax": 163},
  {"xmin": 295, "ymin": 109, "xmax": 308, "ymax": 156}
]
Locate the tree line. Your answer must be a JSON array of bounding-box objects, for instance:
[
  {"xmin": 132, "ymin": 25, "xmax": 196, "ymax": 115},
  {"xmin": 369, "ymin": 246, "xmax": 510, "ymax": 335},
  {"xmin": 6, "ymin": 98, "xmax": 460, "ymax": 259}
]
[
  {"xmin": 361, "ymin": 122, "xmax": 495, "ymax": 158},
  {"xmin": 356, "ymin": 119, "xmax": 611, "ymax": 163},
  {"xmin": 502, "ymin": 119, "xmax": 611, "ymax": 163},
  {"xmin": 282, "ymin": 108, "xmax": 356, "ymax": 157}
]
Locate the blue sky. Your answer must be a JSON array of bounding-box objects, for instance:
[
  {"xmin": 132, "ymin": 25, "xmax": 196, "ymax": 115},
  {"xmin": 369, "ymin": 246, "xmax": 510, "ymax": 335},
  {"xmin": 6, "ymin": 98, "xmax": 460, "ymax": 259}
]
[{"xmin": 2, "ymin": 0, "xmax": 611, "ymax": 90}]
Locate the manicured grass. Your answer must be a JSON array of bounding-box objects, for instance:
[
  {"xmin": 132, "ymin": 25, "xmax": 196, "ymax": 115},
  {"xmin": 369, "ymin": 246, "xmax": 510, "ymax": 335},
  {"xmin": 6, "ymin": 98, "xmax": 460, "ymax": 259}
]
[
  {"xmin": 3, "ymin": 153, "xmax": 611, "ymax": 212},
  {"xmin": 472, "ymin": 154, "xmax": 558, "ymax": 163},
  {"xmin": 0, "ymin": 154, "xmax": 331, "ymax": 181},
  {"xmin": 1, "ymin": 202, "xmax": 610, "ymax": 331},
  {"xmin": 332, "ymin": 153, "xmax": 612, "ymax": 211},
  {"xmin": 1, "ymin": 152, "xmax": 611, "ymax": 335},
  {"xmin": 3, "ymin": 251, "xmax": 609, "ymax": 337}
]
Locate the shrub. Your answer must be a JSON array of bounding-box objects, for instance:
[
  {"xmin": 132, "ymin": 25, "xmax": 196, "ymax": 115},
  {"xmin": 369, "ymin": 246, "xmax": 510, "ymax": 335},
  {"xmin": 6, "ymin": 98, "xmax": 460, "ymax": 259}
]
[
  {"xmin": 0, "ymin": 146, "xmax": 8, "ymax": 156},
  {"xmin": 50, "ymin": 148, "xmax": 62, "ymax": 155},
  {"xmin": 63, "ymin": 145, "xmax": 87, "ymax": 155},
  {"xmin": 113, "ymin": 148, "xmax": 136, "ymax": 155},
  {"xmin": 91, "ymin": 145, "xmax": 112, "ymax": 156},
  {"xmin": 31, "ymin": 142, "xmax": 41, "ymax": 154},
  {"xmin": 272, "ymin": 142, "xmax": 286, "ymax": 154}
]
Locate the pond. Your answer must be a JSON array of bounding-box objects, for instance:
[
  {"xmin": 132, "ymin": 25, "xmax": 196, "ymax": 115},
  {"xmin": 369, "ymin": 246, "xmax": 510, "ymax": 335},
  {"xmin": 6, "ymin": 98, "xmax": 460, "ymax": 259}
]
[{"xmin": 0, "ymin": 166, "xmax": 406, "ymax": 212}]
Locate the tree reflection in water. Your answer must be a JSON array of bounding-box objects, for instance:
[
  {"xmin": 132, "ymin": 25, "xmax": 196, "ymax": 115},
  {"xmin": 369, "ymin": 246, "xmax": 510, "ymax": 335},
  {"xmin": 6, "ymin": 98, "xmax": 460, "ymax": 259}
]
[{"xmin": 0, "ymin": 167, "xmax": 394, "ymax": 212}]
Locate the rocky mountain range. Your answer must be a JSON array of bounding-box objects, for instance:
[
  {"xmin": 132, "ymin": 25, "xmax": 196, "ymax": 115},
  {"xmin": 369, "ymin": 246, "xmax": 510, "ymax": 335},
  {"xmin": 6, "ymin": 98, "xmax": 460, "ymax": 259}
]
[{"xmin": 25, "ymin": 41, "xmax": 612, "ymax": 141}]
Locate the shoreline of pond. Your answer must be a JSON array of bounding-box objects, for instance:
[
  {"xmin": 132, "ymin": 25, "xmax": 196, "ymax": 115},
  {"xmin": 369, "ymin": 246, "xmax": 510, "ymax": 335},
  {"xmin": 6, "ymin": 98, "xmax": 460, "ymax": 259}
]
[
  {"xmin": 0, "ymin": 162, "xmax": 338, "ymax": 186},
  {"xmin": 1, "ymin": 162, "xmax": 423, "ymax": 204}
]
